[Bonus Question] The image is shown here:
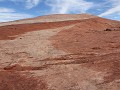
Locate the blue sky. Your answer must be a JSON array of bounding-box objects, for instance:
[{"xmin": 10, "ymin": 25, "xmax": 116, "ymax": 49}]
[{"xmin": 0, "ymin": 0, "xmax": 120, "ymax": 22}]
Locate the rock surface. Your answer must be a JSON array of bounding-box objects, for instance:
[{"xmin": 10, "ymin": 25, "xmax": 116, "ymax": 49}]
[{"xmin": 0, "ymin": 14, "xmax": 120, "ymax": 90}]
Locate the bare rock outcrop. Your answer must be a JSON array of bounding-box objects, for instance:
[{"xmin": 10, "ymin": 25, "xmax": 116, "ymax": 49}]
[{"xmin": 0, "ymin": 14, "xmax": 120, "ymax": 90}]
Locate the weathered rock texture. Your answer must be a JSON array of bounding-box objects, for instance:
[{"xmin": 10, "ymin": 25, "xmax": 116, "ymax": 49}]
[{"xmin": 0, "ymin": 14, "xmax": 120, "ymax": 90}]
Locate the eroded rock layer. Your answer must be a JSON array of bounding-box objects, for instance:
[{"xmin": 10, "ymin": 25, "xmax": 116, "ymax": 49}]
[{"xmin": 0, "ymin": 14, "xmax": 120, "ymax": 90}]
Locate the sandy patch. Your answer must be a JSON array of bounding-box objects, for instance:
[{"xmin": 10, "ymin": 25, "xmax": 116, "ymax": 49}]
[{"xmin": 0, "ymin": 25, "xmax": 74, "ymax": 68}]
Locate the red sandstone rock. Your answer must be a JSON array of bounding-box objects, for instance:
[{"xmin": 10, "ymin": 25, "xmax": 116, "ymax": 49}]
[{"xmin": 0, "ymin": 14, "xmax": 120, "ymax": 90}]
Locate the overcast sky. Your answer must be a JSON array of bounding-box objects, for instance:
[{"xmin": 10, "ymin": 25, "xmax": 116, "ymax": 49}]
[{"xmin": 0, "ymin": 0, "xmax": 120, "ymax": 22}]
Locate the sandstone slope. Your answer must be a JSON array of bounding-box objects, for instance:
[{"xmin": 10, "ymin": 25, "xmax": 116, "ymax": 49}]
[
  {"xmin": 0, "ymin": 14, "xmax": 96, "ymax": 26},
  {"xmin": 0, "ymin": 14, "xmax": 120, "ymax": 90}
]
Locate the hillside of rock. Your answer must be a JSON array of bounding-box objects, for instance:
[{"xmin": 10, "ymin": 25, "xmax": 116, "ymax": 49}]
[{"xmin": 0, "ymin": 14, "xmax": 120, "ymax": 90}]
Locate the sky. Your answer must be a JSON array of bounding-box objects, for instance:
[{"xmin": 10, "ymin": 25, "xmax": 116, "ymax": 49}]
[{"xmin": 0, "ymin": 0, "xmax": 120, "ymax": 22}]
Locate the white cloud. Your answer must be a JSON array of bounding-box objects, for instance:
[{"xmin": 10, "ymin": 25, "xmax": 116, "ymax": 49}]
[
  {"xmin": 99, "ymin": 0, "xmax": 120, "ymax": 16},
  {"xmin": 0, "ymin": 7, "xmax": 33, "ymax": 22},
  {"xmin": 45, "ymin": 0, "xmax": 94, "ymax": 14},
  {"xmin": 10, "ymin": 0, "xmax": 41, "ymax": 9},
  {"xmin": 26, "ymin": 0, "xmax": 41, "ymax": 9},
  {"xmin": 0, "ymin": 12, "xmax": 33, "ymax": 22},
  {"xmin": 0, "ymin": 8, "xmax": 15, "ymax": 13}
]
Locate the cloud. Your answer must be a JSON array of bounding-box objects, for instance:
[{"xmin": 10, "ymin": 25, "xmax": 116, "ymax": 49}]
[
  {"xmin": 0, "ymin": 12, "xmax": 33, "ymax": 22},
  {"xmin": 99, "ymin": 0, "xmax": 120, "ymax": 16},
  {"xmin": 0, "ymin": 0, "xmax": 94, "ymax": 12},
  {"xmin": 45, "ymin": 0, "xmax": 94, "ymax": 14},
  {"xmin": 0, "ymin": 7, "xmax": 33, "ymax": 22},
  {"xmin": 0, "ymin": 8, "xmax": 15, "ymax": 13},
  {"xmin": 26, "ymin": 0, "xmax": 41, "ymax": 9},
  {"xmin": 10, "ymin": 0, "xmax": 41, "ymax": 9}
]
